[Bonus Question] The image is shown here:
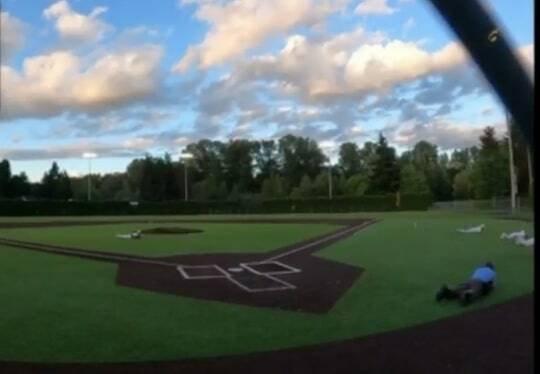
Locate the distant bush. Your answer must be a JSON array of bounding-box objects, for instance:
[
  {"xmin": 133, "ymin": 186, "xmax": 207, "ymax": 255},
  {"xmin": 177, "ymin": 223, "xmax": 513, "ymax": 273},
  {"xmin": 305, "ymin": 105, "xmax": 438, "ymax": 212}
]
[{"xmin": 0, "ymin": 194, "xmax": 432, "ymax": 216}]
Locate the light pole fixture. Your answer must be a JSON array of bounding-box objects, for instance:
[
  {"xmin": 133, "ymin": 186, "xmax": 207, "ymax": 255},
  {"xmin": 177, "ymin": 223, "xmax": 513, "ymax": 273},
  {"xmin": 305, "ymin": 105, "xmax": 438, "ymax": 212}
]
[
  {"xmin": 82, "ymin": 152, "xmax": 98, "ymax": 201},
  {"xmin": 180, "ymin": 152, "xmax": 194, "ymax": 202}
]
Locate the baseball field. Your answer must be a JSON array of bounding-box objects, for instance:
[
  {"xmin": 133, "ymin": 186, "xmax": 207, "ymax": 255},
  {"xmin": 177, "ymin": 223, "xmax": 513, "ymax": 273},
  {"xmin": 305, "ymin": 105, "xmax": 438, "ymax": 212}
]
[{"xmin": 0, "ymin": 211, "xmax": 533, "ymax": 372}]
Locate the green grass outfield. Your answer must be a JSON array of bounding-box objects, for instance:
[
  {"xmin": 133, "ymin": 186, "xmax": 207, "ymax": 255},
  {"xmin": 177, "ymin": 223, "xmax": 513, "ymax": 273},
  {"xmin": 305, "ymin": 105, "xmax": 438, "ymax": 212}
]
[
  {"xmin": 0, "ymin": 222, "xmax": 338, "ymax": 256},
  {"xmin": 0, "ymin": 211, "xmax": 534, "ymax": 363}
]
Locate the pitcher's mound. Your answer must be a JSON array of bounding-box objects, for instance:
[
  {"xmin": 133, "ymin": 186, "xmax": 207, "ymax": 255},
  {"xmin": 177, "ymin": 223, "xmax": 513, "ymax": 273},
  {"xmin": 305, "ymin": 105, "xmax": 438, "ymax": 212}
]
[{"xmin": 141, "ymin": 227, "xmax": 203, "ymax": 235}]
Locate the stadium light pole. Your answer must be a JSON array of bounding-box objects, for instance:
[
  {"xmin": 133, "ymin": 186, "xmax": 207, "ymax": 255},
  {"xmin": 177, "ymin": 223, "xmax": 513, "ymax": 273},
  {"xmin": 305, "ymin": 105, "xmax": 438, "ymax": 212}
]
[
  {"xmin": 82, "ymin": 152, "xmax": 98, "ymax": 201},
  {"xmin": 320, "ymin": 143, "xmax": 335, "ymax": 200},
  {"xmin": 180, "ymin": 152, "xmax": 194, "ymax": 201}
]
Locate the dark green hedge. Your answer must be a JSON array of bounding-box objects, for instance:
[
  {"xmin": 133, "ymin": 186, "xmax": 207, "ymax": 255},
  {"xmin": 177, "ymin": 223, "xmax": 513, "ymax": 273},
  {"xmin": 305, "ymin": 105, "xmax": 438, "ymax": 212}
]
[
  {"xmin": 398, "ymin": 193, "xmax": 434, "ymax": 211},
  {"xmin": 0, "ymin": 194, "xmax": 431, "ymax": 216}
]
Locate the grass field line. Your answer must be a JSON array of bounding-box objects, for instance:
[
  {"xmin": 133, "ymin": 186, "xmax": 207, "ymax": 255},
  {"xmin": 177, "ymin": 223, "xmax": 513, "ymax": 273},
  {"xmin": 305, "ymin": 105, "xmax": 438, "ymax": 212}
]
[
  {"xmin": 0, "ymin": 237, "xmax": 178, "ymax": 267},
  {"xmin": 266, "ymin": 220, "xmax": 375, "ymax": 261},
  {"xmin": 0, "ymin": 219, "xmax": 375, "ymax": 271}
]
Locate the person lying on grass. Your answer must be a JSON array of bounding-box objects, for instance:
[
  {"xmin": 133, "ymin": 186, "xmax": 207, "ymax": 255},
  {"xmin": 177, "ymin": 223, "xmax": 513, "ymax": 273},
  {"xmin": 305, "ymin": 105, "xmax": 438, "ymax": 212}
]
[
  {"xmin": 456, "ymin": 224, "xmax": 485, "ymax": 234},
  {"xmin": 116, "ymin": 230, "xmax": 142, "ymax": 240},
  {"xmin": 436, "ymin": 262, "xmax": 496, "ymax": 305}
]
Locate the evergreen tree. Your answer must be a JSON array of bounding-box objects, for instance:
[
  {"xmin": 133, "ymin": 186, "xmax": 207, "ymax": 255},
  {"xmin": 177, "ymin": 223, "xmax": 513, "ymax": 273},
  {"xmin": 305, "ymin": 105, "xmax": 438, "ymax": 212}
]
[
  {"xmin": 290, "ymin": 175, "xmax": 315, "ymax": 198},
  {"xmin": 344, "ymin": 174, "xmax": 369, "ymax": 196},
  {"xmin": 471, "ymin": 127, "xmax": 510, "ymax": 198},
  {"xmin": 0, "ymin": 159, "xmax": 12, "ymax": 198},
  {"xmin": 228, "ymin": 184, "xmax": 242, "ymax": 201},
  {"xmin": 338, "ymin": 143, "xmax": 363, "ymax": 178},
  {"xmin": 313, "ymin": 171, "xmax": 331, "ymax": 197},
  {"xmin": 408, "ymin": 141, "xmax": 452, "ymax": 200},
  {"xmin": 185, "ymin": 139, "xmax": 225, "ymax": 183},
  {"xmin": 9, "ymin": 172, "xmax": 31, "ymax": 198},
  {"xmin": 453, "ymin": 168, "xmax": 473, "ymax": 199},
  {"xmin": 400, "ymin": 164, "xmax": 431, "ymax": 195},
  {"xmin": 222, "ymin": 139, "xmax": 256, "ymax": 193},
  {"xmin": 40, "ymin": 162, "xmax": 72, "ymax": 199},
  {"xmin": 366, "ymin": 134, "xmax": 400, "ymax": 194},
  {"xmin": 279, "ymin": 135, "xmax": 326, "ymax": 190},
  {"xmin": 358, "ymin": 141, "xmax": 378, "ymax": 180},
  {"xmin": 261, "ymin": 174, "xmax": 286, "ymax": 198},
  {"xmin": 447, "ymin": 148, "xmax": 471, "ymax": 183},
  {"xmin": 253, "ymin": 140, "xmax": 279, "ymax": 190},
  {"xmin": 192, "ymin": 177, "xmax": 228, "ymax": 200}
]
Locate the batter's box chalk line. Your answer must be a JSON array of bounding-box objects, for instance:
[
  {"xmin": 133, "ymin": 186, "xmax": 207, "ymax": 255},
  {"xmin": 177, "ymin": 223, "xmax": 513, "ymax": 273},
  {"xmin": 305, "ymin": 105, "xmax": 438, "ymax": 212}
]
[
  {"xmin": 176, "ymin": 261, "xmax": 299, "ymax": 293},
  {"xmin": 239, "ymin": 260, "xmax": 301, "ymax": 275},
  {"xmin": 177, "ymin": 264, "xmax": 229, "ymax": 279},
  {"xmin": 174, "ymin": 222, "xmax": 369, "ymax": 293}
]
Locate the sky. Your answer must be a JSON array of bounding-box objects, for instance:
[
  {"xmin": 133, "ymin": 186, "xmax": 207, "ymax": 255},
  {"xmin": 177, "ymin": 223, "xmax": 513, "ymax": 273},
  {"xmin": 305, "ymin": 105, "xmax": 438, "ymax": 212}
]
[{"xmin": 0, "ymin": 0, "xmax": 534, "ymax": 181}]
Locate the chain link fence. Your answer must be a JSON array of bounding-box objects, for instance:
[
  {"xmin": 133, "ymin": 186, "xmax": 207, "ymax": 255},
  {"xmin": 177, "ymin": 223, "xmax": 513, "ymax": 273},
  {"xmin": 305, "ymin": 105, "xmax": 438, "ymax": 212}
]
[{"xmin": 431, "ymin": 198, "xmax": 534, "ymax": 218}]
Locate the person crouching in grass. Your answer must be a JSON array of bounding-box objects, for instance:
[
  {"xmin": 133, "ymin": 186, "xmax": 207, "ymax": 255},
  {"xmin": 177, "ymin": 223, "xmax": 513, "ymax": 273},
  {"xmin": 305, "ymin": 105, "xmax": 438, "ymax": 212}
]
[{"xmin": 436, "ymin": 262, "xmax": 496, "ymax": 305}]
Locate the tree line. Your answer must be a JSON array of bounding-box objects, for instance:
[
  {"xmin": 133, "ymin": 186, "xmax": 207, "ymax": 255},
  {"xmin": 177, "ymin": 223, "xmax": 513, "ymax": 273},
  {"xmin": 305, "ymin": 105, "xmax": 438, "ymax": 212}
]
[{"xmin": 0, "ymin": 126, "xmax": 533, "ymax": 202}]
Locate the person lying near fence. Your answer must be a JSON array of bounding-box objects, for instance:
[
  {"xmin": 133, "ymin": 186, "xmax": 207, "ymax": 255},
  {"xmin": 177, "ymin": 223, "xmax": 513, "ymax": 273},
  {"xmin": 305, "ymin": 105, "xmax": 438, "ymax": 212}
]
[
  {"xmin": 436, "ymin": 262, "xmax": 496, "ymax": 305},
  {"xmin": 456, "ymin": 224, "xmax": 485, "ymax": 233},
  {"xmin": 515, "ymin": 235, "xmax": 534, "ymax": 247},
  {"xmin": 500, "ymin": 230, "xmax": 526, "ymax": 240},
  {"xmin": 500, "ymin": 230, "xmax": 534, "ymax": 247}
]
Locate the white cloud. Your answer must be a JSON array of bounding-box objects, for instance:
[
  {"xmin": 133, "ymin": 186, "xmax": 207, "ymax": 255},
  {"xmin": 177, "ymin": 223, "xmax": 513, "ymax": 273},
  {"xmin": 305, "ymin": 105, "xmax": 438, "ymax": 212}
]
[
  {"xmin": 1, "ymin": 45, "xmax": 164, "ymax": 119},
  {"xmin": 122, "ymin": 137, "xmax": 155, "ymax": 149},
  {"xmin": 173, "ymin": 136, "xmax": 190, "ymax": 146},
  {"xmin": 355, "ymin": 0, "xmax": 396, "ymax": 15},
  {"xmin": 46, "ymin": 108, "xmax": 174, "ymax": 138},
  {"xmin": 173, "ymin": 0, "xmax": 348, "ymax": 72},
  {"xmin": 236, "ymin": 33, "xmax": 467, "ymax": 100},
  {"xmin": 182, "ymin": 22, "xmax": 531, "ymax": 149},
  {"xmin": 0, "ymin": 138, "xmax": 157, "ymax": 161},
  {"xmin": 66, "ymin": 169, "xmax": 82, "ymax": 178},
  {"xmin": 0, "ymin": 11, "xmax": 26, "ymax": 62},
  {"xmin": 319, "ymin": 139, "xmax": 337, "ymax": 151},
  {"xmin": 43, "ymin": 0, "xmax": 112, "ymax": 43},
  {"xmin": 389, "ymin": 120, "xmax": 505, "ymax": 150},
  {"xmin": 345, "ymin": 40, "xmax": 467, "ymax": 93}
]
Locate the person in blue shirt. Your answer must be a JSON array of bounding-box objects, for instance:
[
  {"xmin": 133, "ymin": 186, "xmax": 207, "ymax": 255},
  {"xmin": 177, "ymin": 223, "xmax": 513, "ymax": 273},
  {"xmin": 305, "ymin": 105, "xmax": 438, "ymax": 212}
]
[{"xmin": 436, "ymin": 262, "xmax": 496, "ymax": 305}]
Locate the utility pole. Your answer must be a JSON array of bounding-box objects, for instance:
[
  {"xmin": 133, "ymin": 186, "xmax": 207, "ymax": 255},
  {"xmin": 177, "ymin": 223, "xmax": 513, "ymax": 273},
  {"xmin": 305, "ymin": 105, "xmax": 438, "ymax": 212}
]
[
  {"xmin": 82, "ymin": 153, "xmax": 97, "ymax": 201},
  {"xmin": 506, "ymin": 112, "xmax": 518, "ymax": 212},
  {"xmin": 88, "ymin": 159, "xmax": 92, "ymax": 201},
  {"xmin": 527, "ymin": 145, "xmax": 534, "ymax": 199},
  {"xmin": 184, "ymin": 163, "xmax": 188, "ymax": 201},
  {"xmin": 328, "ymin": 162, "xmax": 333, "ymax": 199}
]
